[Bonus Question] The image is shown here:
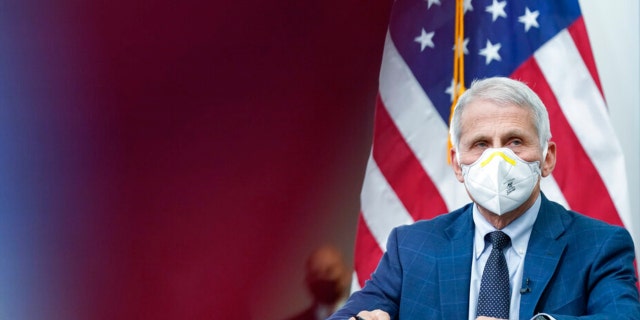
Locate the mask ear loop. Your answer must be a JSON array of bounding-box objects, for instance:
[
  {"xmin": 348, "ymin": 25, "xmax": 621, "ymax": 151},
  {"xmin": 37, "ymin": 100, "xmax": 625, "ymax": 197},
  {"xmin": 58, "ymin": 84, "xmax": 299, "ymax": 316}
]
[{"xmin": 541, "ymin": 141, "xmax": 549, "ymax": 165}]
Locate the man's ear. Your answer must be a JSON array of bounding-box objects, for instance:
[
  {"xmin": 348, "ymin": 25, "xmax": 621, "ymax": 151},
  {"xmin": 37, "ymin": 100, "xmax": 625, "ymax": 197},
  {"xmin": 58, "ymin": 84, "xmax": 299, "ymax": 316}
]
[
  {"xmin": 451, "ymin": 148, "xmax": 465, "ymax": 182},
  {"xmin": 541, "ymin": 141, "xmax": 557, "ymax": 177}
]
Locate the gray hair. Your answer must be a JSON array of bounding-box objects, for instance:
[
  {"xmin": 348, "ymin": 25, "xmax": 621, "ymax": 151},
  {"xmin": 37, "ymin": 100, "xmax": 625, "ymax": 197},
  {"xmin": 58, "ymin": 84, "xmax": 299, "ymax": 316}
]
[{"xmin": 449, "ymin": 77, "xmax": 551, "ymax": 154}]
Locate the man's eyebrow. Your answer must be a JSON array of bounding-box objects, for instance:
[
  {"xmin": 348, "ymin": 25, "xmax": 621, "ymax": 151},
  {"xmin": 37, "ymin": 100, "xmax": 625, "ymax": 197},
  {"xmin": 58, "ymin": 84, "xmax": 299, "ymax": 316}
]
[
  {"xmin": 463, "ymin": 128, "xmax": 530, "ymax": 141},
  {"xmin": 504, "ymin": 128, "xmax": 531, "ymax": 138},
  {"xmin": 466, "ymin": 133, "xmax": 487, "ymax": 141}
]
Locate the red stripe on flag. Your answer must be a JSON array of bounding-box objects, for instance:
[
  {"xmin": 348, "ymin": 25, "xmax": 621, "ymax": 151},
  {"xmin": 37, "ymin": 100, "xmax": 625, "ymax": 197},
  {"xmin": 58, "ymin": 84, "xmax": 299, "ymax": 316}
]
[
  {"xmin": 512, "ymin": 60, "xmax": 623, "ymax": 226},
  {"xmin": 372, "ymin": 95, "xmax": 448, "ymax": 220},
  {"xmin": 354, "ymin": 213, "xmax": 383, "ymax": 287},
  {"xmin": 567, "ymin": 17, "xmax": 605, "ymax": 98}
]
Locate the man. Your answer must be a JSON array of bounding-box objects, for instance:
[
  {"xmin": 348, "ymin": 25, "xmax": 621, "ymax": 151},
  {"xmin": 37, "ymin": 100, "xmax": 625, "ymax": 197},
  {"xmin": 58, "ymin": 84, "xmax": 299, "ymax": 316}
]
[
  {"xmin": 285, "ymin": 244, "xmax": 351, "ymax": 320},
  {"xmin": 328, "ymin": 77, "xmax": 640, "ymax": 320}
]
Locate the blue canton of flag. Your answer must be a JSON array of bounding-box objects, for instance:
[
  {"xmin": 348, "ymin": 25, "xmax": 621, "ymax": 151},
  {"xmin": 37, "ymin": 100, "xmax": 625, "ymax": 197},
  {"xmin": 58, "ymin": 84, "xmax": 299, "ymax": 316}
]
[{"xmin": 390, "ymin": 0, "xmax": 581, "ymax": 122}]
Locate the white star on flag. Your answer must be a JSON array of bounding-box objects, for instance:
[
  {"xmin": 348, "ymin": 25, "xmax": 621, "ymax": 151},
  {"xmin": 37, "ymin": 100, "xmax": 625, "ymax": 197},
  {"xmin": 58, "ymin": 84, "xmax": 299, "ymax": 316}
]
[
  {"xmin": 426, "ymin": 0, "xmax": 441, "ymax": 9},
  {"xmin": 479, "ymin": 39, "xmax": 501, "ymax": 64},
  {"xmin": 486, "ymin": 0, "xmax": 507, "ymax": 21},
  {"xmin": 464, "ymin": 0, "xmax": 474, "ymax": 13},
  {"xmin": 414, "ymin": 29, "xmax": 435, "ymax": 51},
  {"xmin": 452, "ymin": 38, "xmax": 469, "ymax": 55},
  {"xmin": 519, "ymin": 7, "xmax": 540, "ymax": 32},
  {"xmin": 445, "ymin": 79, "xmax": 464, "ymax": 102}
]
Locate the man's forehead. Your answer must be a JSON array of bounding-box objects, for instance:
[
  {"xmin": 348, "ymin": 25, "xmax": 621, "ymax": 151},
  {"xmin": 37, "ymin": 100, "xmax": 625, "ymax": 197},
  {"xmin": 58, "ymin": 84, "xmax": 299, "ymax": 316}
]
[{"xmin": 459, "ymin": 109, "xmax": 538, "ymax": 140}]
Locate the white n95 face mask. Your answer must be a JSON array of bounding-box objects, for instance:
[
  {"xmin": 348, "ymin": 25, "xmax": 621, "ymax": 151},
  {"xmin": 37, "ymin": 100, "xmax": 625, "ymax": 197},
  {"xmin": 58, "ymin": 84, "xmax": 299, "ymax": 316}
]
[{"xmin": 461, "ymin": 148, "xmax": 541, "ymax": 215}]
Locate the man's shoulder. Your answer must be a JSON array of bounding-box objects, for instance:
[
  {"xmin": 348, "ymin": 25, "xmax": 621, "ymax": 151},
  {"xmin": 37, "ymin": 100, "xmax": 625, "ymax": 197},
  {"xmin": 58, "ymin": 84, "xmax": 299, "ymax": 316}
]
[
  {"xmin": 395, "ymin": 202, "xmax": 474, "ymax": 235},
  {"xmin": 565, "ymin": 210, "xmax": 629, "ymax": 237},
  {"xmin": 543, "ymin": 196, "xmax": 630, "ymax": 237}
]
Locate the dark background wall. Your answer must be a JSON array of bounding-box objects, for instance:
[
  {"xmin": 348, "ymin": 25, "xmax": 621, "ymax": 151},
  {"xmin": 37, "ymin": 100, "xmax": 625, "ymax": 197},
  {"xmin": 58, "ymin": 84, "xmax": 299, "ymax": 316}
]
[{"xmin": 0, "ymin": 1, "xmax": 392, "ymax": 319}]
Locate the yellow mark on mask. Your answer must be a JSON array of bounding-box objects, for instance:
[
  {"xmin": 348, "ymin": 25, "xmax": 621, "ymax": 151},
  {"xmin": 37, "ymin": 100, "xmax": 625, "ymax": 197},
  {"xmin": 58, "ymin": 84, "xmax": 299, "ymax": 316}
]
[{"xmin": 480, "ymin": 151, "xmax": 517, "ymax": 167}]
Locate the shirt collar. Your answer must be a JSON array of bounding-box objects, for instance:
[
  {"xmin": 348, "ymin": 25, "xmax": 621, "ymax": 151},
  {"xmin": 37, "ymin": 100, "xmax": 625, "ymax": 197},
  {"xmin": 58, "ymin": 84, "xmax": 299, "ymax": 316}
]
[{"xmin": 473, "ymin": 193, "xmax": 541, "ymax": 259}]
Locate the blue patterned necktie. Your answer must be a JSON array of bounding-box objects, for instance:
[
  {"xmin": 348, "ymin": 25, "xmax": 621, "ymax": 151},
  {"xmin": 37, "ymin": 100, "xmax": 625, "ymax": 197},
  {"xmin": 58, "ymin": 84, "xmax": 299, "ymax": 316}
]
[{"xmin": 477, "ymin": 231, "xmax": 511, "ymax": 319}]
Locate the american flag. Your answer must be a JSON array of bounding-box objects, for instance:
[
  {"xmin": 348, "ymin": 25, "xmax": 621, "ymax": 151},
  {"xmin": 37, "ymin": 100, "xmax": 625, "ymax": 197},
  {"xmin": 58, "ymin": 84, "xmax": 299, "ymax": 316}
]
[{"xmin": 353, "ymin": 0, "xmax": 634, "ymax": 289}]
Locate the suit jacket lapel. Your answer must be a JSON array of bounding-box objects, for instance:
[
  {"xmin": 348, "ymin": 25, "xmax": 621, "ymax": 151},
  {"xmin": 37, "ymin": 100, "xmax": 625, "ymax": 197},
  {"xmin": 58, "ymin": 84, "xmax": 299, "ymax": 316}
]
[
  {"xmin": 439, "ymin": 206, "xmax": 475, "ymax": 320},
  {"xmin": 519, "ymin": 194, "xmax": 568, "ymax": 319}
]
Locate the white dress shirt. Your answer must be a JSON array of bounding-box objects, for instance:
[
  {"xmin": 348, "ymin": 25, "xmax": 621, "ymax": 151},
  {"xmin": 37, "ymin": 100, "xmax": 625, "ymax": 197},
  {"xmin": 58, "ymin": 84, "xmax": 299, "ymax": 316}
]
[{"xmin": 468, "ymin": 194, "xmax": 541, "ymax": 320}]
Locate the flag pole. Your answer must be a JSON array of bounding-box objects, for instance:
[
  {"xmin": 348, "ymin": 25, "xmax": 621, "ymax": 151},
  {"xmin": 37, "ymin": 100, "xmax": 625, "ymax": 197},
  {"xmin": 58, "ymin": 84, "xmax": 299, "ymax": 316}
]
[{"xmin": 448, "ymin": 0, "xmax": 467, "ymax": 163}]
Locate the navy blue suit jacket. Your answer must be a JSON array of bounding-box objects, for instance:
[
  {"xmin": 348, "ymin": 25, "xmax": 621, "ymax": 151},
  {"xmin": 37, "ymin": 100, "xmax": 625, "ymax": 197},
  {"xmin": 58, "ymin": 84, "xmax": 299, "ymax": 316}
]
[{"xmin": 329, "ymin": 194, "xmax": 640, "ymax": 319}]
